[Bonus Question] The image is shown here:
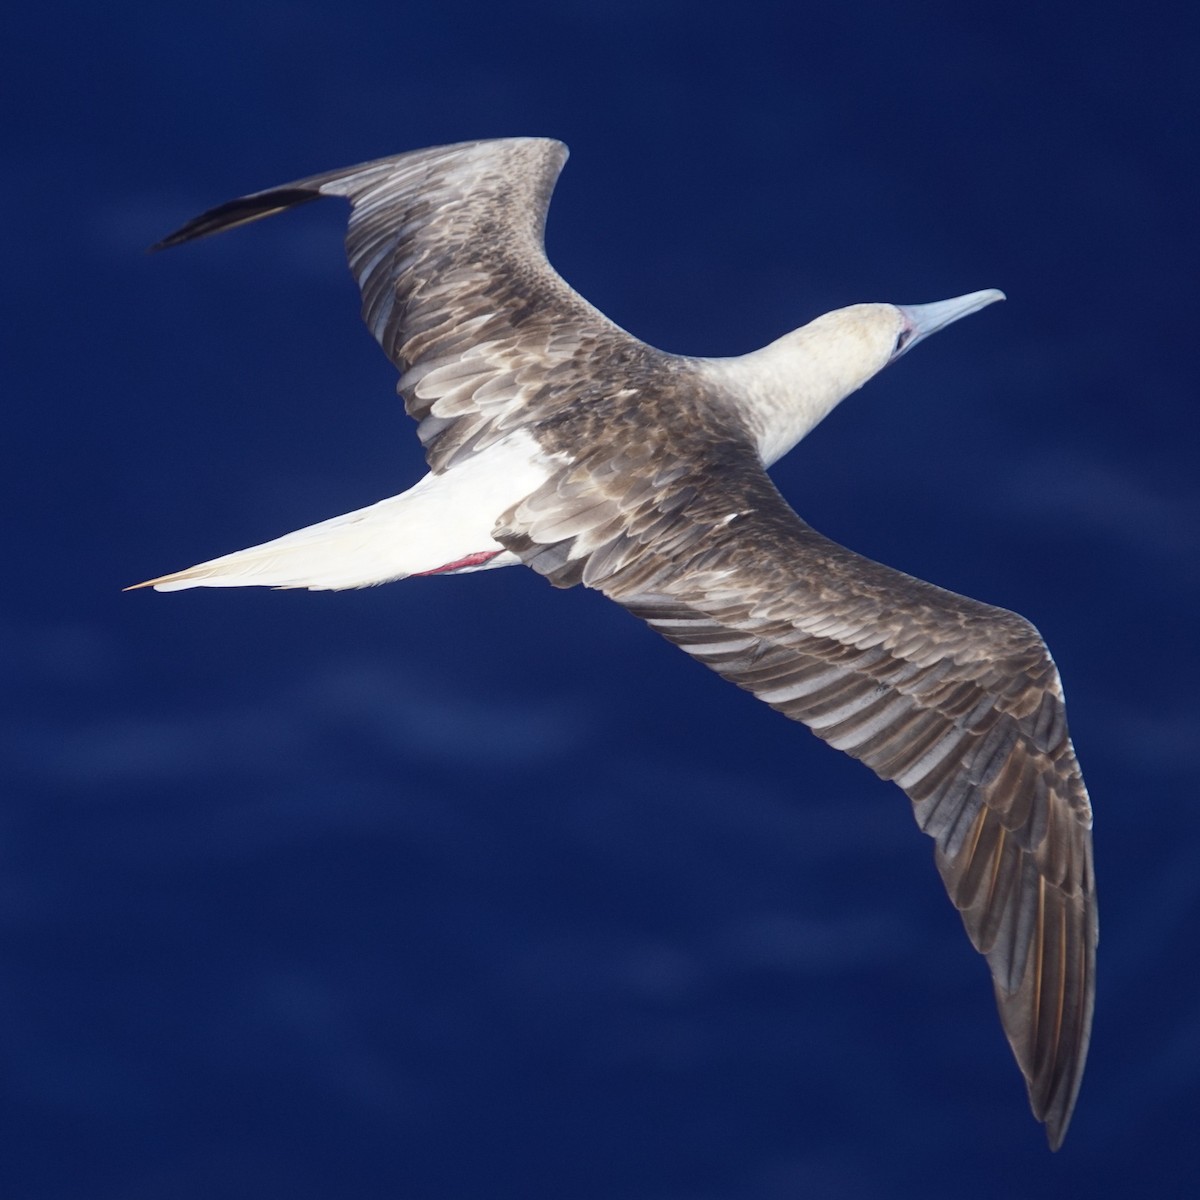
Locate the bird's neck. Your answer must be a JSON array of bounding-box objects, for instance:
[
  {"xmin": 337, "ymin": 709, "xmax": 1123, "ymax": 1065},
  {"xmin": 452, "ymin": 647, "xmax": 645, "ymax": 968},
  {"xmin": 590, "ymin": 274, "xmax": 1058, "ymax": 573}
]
[{"xmin": 704, "ymin": 323, "xmax": 885, "ymax": 467}]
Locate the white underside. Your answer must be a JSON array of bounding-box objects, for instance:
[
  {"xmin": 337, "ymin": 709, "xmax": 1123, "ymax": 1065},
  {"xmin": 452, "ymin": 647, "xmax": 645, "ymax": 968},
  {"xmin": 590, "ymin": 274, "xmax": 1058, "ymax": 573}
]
[{"xmin": 134, "ymin": 431, "xmax": 557, "ymax": 592}]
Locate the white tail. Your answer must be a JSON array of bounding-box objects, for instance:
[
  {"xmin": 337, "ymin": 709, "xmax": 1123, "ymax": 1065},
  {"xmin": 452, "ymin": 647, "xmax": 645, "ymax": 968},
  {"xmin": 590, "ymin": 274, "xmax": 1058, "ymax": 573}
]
[{"xmin": 128, "ymin": 435, "xmax": 555, "ymax": 592}]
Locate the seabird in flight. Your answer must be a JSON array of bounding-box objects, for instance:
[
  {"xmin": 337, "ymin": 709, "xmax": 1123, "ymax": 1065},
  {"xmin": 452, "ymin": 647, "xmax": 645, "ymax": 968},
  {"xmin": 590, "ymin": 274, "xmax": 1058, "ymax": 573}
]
[{"xmin": 133, "ymin": 137, "xmax": 1096, "ymax": 1148}]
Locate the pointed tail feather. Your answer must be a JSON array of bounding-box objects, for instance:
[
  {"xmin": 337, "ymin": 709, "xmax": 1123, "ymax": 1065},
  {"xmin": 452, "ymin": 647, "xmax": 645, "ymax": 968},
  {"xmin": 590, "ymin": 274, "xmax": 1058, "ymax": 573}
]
[
  {"xmin": 128, "ymin": 435, "xmax": 554, "ymax": 593},
  {"xmin": 127, "ymin": 474, "xmax": 515, "ymax": 593},
  {"xmin": 126, "ymin": 496, "xmax": 419, "ymax": 591}
]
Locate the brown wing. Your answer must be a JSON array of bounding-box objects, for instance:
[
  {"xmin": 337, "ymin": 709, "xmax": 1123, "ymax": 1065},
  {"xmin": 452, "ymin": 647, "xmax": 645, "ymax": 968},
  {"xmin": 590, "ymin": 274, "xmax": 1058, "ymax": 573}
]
[
  {"xmin": 152, "ymin": 137, "xmax": 659, "ymax": 472},
  {"xmin": 496, "ymin": 439, "xmax": 1097, "ymax": 1149}
]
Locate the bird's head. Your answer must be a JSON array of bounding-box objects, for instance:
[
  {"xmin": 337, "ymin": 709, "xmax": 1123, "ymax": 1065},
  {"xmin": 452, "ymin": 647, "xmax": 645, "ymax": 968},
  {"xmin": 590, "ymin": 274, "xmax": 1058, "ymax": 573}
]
[
  {"xmin": 799, "ymin": 287, "xmax": 1006, "ymax": 393},
  {"xmin": 743, "ymin": 288, "xmax": 1005, "ymax": 465}
]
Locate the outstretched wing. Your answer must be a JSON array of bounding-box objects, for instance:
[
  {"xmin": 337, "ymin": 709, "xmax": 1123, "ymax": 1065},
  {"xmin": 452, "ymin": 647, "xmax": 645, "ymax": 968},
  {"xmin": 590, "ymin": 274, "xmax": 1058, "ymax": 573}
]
[
  {"xmin": 496, "ymin": 440, "xmax": 1097, "ymax": 1149},
  {"xmin": 153, "ymin": 137, "xmax": 657, "ymax": 472}
]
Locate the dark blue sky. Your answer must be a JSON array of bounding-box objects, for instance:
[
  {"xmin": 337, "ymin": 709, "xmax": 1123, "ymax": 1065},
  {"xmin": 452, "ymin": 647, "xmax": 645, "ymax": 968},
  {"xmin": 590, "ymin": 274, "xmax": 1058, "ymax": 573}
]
[{"xmin": 6, "ymin": 2, "xmax": 1199, "ymax": 1197}]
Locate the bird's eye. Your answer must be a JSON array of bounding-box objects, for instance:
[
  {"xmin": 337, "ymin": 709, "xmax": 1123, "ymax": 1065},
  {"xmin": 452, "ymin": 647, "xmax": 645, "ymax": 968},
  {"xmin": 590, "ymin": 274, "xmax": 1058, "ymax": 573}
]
[{"xmin": 893, "ymin": 327, "xmax": 915, "ymax": 356}]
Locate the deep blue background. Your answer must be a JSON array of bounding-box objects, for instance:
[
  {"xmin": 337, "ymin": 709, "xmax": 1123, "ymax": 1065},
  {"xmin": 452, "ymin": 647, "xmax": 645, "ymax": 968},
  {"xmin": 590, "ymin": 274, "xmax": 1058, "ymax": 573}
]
[{"xmin": 6, "ymin": 2, "xmax": 1199, "ymax": 1196}]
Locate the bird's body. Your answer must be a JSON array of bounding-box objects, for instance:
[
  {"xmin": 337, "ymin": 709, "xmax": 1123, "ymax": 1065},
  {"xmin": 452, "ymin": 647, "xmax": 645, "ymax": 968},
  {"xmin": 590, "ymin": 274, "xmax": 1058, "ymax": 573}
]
[{"xmin": 136, "ymin": 137, "xmax": 1096, "ymax": 1148}]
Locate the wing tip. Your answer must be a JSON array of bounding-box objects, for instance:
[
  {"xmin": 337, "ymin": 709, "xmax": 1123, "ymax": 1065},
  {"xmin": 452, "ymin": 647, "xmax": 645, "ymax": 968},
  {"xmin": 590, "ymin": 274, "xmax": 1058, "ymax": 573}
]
[
  {"xmin": 146, "ymin": 138, "xmax": 570, "ymax": 254},
  {"xmin": 148, "ymin": 188, "xmax": 325, "ymax": 253},
  {"xmin": 1044, "ymin": 1114, "xmax": 1068, "ymax": 1153}
]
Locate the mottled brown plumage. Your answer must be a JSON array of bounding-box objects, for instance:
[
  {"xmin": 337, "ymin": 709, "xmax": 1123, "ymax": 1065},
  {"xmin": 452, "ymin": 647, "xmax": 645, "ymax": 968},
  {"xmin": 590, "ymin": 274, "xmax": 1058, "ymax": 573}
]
[{"xmin": 150, "ymin": 137, "xmax": 1096, "ymax": 1147}]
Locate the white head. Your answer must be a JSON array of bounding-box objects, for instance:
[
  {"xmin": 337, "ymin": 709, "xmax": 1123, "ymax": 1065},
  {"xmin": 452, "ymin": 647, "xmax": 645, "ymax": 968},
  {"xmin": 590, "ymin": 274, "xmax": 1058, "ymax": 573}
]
[{"xmin": 740, "ymin": 288, "xmax": 1005, "ymax": 465}]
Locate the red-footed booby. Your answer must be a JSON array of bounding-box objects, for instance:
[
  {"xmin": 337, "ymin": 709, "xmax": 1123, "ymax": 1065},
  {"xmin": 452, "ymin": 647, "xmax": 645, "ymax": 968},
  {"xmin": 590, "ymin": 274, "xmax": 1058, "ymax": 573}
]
[{"xmin": 132, "ymin": 138, "xmax": 1096, "ymax": 1148}]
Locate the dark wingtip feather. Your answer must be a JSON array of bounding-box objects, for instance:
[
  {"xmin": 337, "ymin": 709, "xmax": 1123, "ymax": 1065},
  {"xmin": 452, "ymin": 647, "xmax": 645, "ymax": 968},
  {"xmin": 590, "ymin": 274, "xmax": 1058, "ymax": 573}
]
[
  {"xmin": 148, "ymin": 187, "xmax": 325, "ymax": 253},
  {"xmin": 1046, "ymin": 1119, "xmax": 1066, "ymax": 1152}
]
